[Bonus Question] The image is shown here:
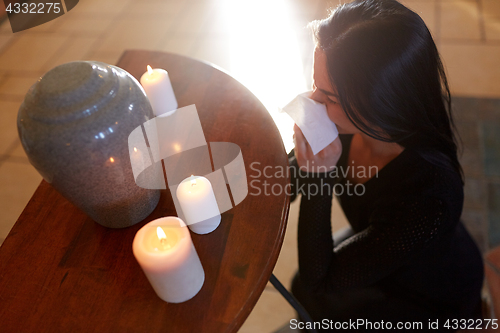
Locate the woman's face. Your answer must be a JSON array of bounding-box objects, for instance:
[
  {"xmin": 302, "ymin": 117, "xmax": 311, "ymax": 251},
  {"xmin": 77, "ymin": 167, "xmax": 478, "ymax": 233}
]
[{"xmin": 310, "ymin": 47, "xmax": 360, "ymax": 134}]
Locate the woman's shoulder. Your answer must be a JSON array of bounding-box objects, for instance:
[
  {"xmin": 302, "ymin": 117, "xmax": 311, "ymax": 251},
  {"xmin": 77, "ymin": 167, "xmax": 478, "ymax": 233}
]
[
  {"xmin": 374, "ymin": 148, "xmax": 464, "ymax": 223},
  {"xmin": 397, "ymin": 149, "xmax": 462, "ymax": 194}
]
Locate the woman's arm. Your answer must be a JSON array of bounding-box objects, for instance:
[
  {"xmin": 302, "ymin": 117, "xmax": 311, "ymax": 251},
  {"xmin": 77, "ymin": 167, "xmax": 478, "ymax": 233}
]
[{"xmin": 297, "ymin": 193, "xmax": 450, "ymax": 293}]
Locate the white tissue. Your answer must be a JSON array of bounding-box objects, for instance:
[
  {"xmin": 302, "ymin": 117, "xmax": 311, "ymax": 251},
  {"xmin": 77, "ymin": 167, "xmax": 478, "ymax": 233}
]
[{"xmin": 281, "ymin": 91, "xmax": 339, "ymax": 155}]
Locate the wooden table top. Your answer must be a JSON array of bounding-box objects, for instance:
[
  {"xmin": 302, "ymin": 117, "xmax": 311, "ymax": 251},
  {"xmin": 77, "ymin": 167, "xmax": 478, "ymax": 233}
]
[{"xmin": 0, "ymin": 50, "xmax": 290, "ymax": 333}]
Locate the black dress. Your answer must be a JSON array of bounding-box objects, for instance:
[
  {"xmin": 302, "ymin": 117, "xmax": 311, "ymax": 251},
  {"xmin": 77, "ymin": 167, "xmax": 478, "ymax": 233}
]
[{"xmin": 290, "ymin": 134, "xmax": 484, "ymax": 332}]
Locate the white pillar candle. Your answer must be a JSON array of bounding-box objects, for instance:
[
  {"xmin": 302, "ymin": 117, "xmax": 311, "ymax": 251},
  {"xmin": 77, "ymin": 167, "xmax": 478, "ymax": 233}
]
[
  {"xmin": 176, "ymin": 175, "xmax": 221, "ymax": 235},
  {"xmin": 132, "ymin": 217, "xmax": 204, "ymax": 303},
  {"xmin": 140, "ymin": 65, "xmax": 178, "ymax": 117}
]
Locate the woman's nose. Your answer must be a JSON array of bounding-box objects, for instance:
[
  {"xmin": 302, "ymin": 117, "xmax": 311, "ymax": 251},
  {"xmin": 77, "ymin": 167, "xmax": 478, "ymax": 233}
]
[{"xmin": 310, "ymin": 88, "xmax": 323, "ymax": 103}]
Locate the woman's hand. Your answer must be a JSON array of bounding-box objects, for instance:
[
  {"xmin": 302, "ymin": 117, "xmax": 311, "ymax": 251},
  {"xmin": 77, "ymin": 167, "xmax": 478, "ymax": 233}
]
[{"xmin": 293, "ymin": 124, "xmax": 342, "ymax": 173}]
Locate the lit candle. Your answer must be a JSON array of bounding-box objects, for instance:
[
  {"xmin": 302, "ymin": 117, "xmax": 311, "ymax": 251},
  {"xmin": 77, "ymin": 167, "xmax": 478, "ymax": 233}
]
[
  {"xmin": 140, "ymin": 65, "xmax": 178, "ymax": 117},
  {"xmin": 132, "ymin": 217, "xmax": 205, "ymax": 303},
  {"xmin": 176, "ymin": 175, "xmax": 221, "ymax": 234}
]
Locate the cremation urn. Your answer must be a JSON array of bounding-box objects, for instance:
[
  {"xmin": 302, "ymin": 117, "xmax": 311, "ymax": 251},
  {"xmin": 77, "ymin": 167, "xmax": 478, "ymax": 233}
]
[{"xmin": 17, "ymin": 61, "xmax": 160, "ymax": 228}]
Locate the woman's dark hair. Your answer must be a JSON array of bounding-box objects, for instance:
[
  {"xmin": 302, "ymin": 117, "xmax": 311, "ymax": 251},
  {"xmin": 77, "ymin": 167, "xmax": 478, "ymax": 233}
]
[{"xmin": 312, "ymin": 0, "xmax": 463, "ymax": 182}]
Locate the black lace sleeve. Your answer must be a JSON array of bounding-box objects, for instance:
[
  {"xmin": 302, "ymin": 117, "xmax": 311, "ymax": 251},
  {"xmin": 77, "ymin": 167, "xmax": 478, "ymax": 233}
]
[
  {"xmin": 297, "ymin": 193, "xmax": 450, "ymax": 293},
  {"xmin": 288, "ymin": 151, "xmax": 339, "ymax": 203}
]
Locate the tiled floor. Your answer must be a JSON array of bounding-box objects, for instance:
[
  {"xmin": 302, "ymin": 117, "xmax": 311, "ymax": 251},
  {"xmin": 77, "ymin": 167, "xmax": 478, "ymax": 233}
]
[{"xmin": 0, "ymin": 0, "xmax": 500, "ymax": 331}]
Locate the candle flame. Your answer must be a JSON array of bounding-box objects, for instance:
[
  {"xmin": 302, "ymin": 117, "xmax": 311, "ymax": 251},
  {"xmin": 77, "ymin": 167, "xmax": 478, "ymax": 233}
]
[
  {"xmin": 147, "ymin": 65, "xmax": 153, "ymax": 75},
  {"xmin": 134, "ymin": 147, "xmax": 138, "ymax": 153},
  {"xmin": 109, "ymin": 157, "xmax": 115, "ymax": 163},
  {"xmin": 190, "ymin": 175, "xmax": 196, "ymax": 186},
  {"xmin": 157, "ymin": 226, "xmax": 167, "ymax": 242}
]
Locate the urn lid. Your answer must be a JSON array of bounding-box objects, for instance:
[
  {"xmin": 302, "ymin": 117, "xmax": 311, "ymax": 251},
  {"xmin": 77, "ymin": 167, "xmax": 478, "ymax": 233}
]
[{"xmin": 22, "ymin": 61, "xmax": 125, "ymax": 124}]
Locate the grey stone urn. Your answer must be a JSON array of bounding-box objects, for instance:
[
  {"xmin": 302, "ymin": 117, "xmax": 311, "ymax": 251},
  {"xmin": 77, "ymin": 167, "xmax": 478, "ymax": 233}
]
[{"xmin": 17, "ymin": 61, "xmax": 160, "ymax": 228}]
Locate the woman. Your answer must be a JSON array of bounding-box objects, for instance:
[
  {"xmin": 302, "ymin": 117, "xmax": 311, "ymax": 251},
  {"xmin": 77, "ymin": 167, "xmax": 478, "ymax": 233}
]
[{"xmin": 289, "ymin": 0, "xmax": 484, "ymax": 331}]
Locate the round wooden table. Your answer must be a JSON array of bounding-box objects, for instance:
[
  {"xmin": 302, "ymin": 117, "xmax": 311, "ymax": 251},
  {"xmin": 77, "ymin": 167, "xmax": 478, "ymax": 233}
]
[{"xmin": 0, "ymin": 50, "xmax": 290, "ymax": 332}]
